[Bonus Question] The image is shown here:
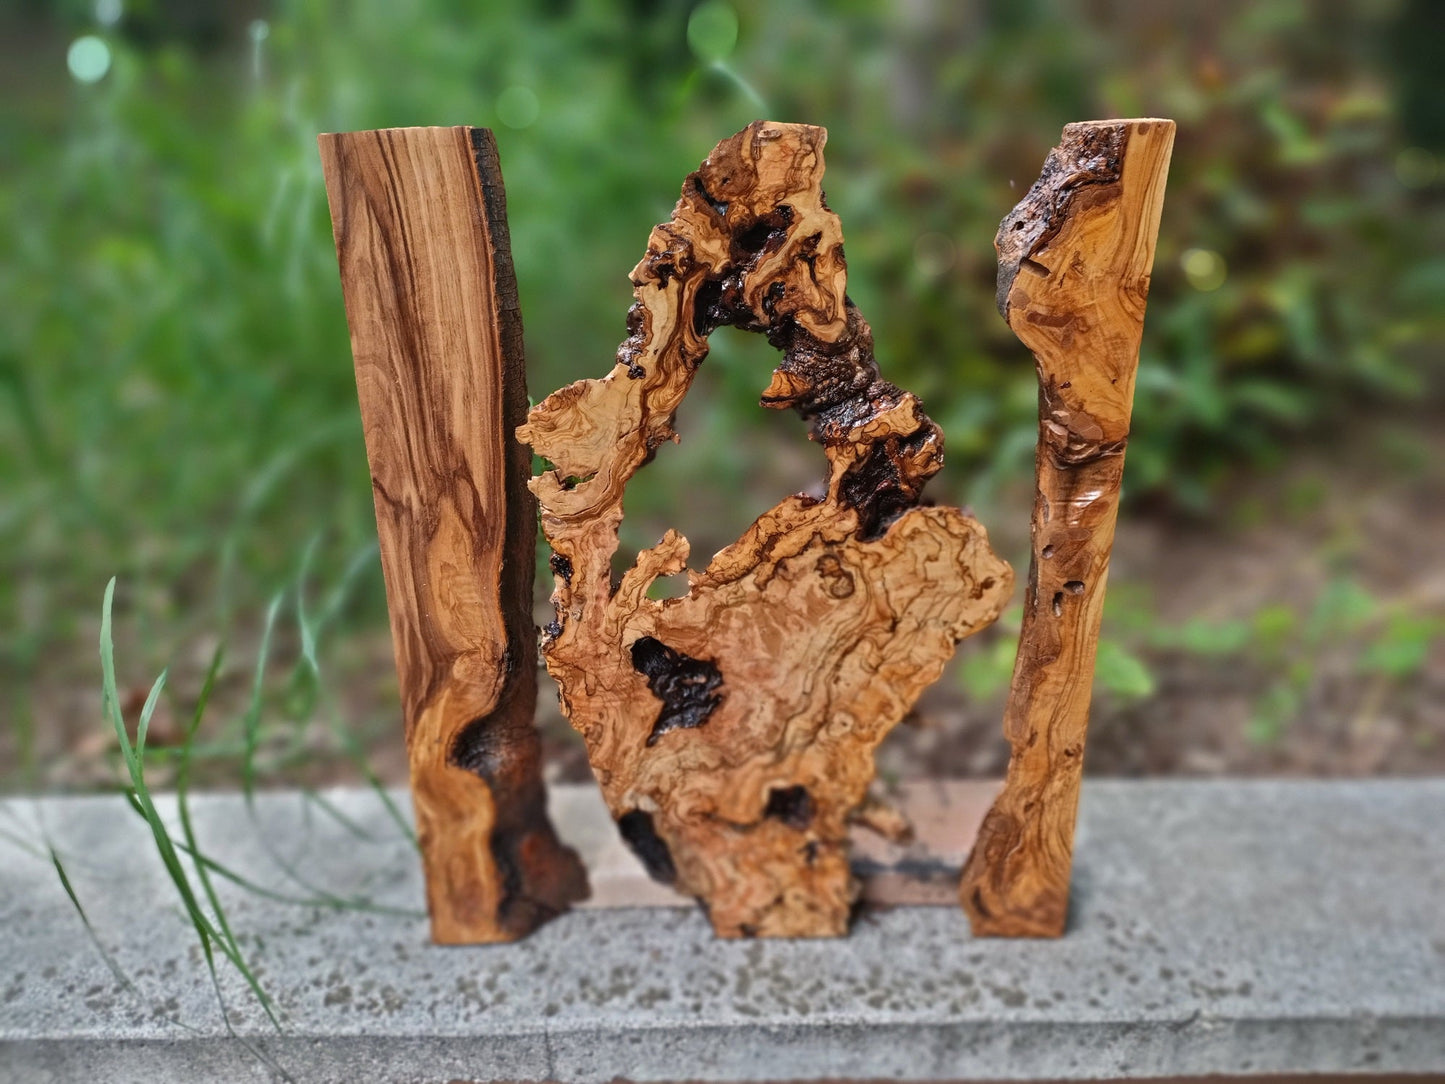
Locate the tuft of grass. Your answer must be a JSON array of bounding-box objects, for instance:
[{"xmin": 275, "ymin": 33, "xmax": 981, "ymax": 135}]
[
  {"xmin": 100, "ymin": 578, "xmax": 284, "ymax": 1040},
  {"xmin": 92, "ymin": 570, "xmax": 427, "ymax": 1077},
  {"xmin": 57, "ymin": 575, "xmax": 427, "ymax": 1071}
]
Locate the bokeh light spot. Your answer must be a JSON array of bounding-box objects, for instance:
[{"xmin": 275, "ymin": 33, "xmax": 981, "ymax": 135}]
[
  {"xmin": 94, "ymin": 0, "xmax": 123, "ymax": 28},
  {"xmin": 67, "ymin": 36, "xmax": 112, "ymax": 84},
  {"xmin": 248, "ymin": 20, "xmax": 270, "ymax": 80},
  {"xmin": 913, "ymin": 232, "xmax": 956, "ymax": 277},
  {"xmin": 1395, "ymin": 147, "xmax": 1437, "ymax": 190},
  {"xmin": 1181, "ymin": 247, "xmax": 1226, "ymax": 292},
  {"xmin": 497, "ymin": 85, "xmax": 540, "ymax": 129},
  {"xmin": 687, "ymin": 1, "xmax": 739, "ymax": 64}
]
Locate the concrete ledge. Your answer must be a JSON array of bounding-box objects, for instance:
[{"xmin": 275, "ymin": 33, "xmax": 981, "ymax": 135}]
[{"xmin": 2, "ymin": 779, "xmax": 1442, "ymax": 1082}]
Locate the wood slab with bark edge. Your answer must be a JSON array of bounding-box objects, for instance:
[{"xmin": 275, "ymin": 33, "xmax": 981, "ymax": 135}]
[
  {"xmin": 959, "ymin": 118, "xmax": 1175, "ymax": 938},
  {"xmin": 319, "ymin": 126, "xmax": 587, "ymax": 943},
  {"xmin": 520, "ymin": 121, "xmax": 1013, "ymax": 939}
]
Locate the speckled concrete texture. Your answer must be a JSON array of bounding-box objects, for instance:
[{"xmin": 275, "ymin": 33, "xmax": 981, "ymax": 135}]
[{"xmin": 1, "ymin": 780, "xmax": 1442, "ymax": 1082}]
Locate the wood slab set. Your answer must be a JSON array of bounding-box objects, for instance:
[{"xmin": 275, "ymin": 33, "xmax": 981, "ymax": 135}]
[{"xmin": 319, "ymin": 118, "xmax": 1173, "ymax": 943}]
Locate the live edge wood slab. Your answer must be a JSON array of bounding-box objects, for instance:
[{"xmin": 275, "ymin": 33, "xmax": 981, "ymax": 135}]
[
  {"xmin": 319, "ymin": 126, "xmax": 587, "ymax": 944},
  {"xmin": 521, "ymin": 121, "xmax": 1012, "ymax": 938},
  {"xmin": 318, "ymin": 118, "xmax": 1170, "ymax": 944},
  {"xmin": 960, "ymin": 119, "xmax": 1176, "ymax": 937}
]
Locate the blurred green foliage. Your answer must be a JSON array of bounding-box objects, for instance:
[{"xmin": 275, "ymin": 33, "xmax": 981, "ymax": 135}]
[
  {"xmin": 2, "ymin": 0, "xmax": 1442, "ymax": 755},
  {"xmin": 959, "ymin": 604, "xmax": 1155, "ymax": 704}
]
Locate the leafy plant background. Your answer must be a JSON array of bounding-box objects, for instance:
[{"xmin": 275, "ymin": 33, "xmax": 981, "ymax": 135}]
[{"xmin": 2, "ymin": 0, "xmax": 1442, "ymax": 792}]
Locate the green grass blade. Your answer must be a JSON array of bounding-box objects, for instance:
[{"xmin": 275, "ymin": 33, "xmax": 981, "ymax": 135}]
[
  {"xmin": 177, "ymin": 647, "xmax": 248, "ymax": 988},
  {"xmin": 241, "ymin": 783, "xmax": 403, "ymax": 909},
  {"xmin": 294, "ymin": 533, "xmax": 322, "ymax": 675},
  {"xmin": 300, "ymin": 787, "xmax": 375, "ymax": 841},
  {"xmin": 299, "ymin": 538, "xmax": 378, "ymax": 677},
  {"xmin": 133, "ymin": 669, "xmax": 169, "ymax": 761},
  {"xmin": 45, "ymin": 839, "xmax": 202, "ymax": 1036},
  {"xmin": 0, "ymin": 821, "xmax": 48, "ymax": 861},
  {"xmin": 242, "ymin": 592, "xmax": 284, "ymax": 804},
  {"xmin": 200, "ymin": 951, "xmax": 296, "ymax": 1083},
  {"xmin": 283, "ymin": 552, "xmax": 415, "ymax": 850},
  {"xmin": 215, "ymin": 416, "xmax": 356, "ymax": 628},
  {"xmin": 50, "ymin": 847, "xmax": 134, "ymax": 993},
  {"xmin": 318, "ymin": 540, "xmax": 380, "ymax": 630},
  {"xmin": 169, "ymin": 840, "xmax": 424, "ymax": 918},
  {"xmin": 325, "ymin": 716, "xmax": 416, "ymax": 849}
]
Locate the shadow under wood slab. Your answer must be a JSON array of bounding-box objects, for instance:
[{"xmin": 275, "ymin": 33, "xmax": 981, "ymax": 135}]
[
  {"xmin": 318, "ymin": 126, "xmax": 587, "ymax": 943},
  {"xmin": 960, "ymin": 118, "xmax": 1176, "ymax": 938},
  {"xmin": 520, "ymin": 120, "xmax": 1013, "ymax": 939}
]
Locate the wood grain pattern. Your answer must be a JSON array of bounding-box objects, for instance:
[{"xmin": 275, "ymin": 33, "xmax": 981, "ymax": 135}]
[
  {"xmin": 319, "ymin": 126, "xmax": 587, "ymax": 943},
  {"xmin": 520, "ymin": 121, "xmax": 1013, "ymax": 938},
  {"xmin": 959, "ymin": 118, "xmax": 1175, "ymax": 938}
]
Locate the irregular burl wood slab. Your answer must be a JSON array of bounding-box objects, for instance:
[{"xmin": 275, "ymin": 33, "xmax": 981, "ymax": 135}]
[
  {"xmin": 959, "ymin": 118, "xmax": 1175, "ymax": 937},
  {"xmin": 520, "ymin": 121, "xmax": 1013, "ymax": 938},
  {"xmin": 319, "ymin": 126, "xmax": 587, "ymax": 943}
]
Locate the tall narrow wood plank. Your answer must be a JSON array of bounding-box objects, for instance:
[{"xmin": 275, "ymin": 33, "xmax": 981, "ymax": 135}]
[
  {"xmin": 960, "ymin": 118, "xmax": 1175, "ymax": 938},
  {"xmin": 318, "ymin": 126, "xmax": 587, "ymax": 943}
]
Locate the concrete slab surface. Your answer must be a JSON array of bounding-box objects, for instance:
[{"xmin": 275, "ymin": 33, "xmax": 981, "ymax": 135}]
[{"xmin": 1, "ymin": 779, "xmax": 1442, "ymax": 1082}]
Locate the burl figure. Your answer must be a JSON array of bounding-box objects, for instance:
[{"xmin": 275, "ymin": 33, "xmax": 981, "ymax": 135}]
[{"xmin": 520, "ymin": 121, "xmax": 1012, "ymax": 938}]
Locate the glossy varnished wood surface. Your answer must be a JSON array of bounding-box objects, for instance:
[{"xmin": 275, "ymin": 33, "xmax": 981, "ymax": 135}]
[
  {"xmin": 959, "ymin": 119, "xmax": 1175, "ymax": 937},
  {"xmin": 319, "ymin": 126, "xmax": 585, "ymax": 943},
  {"xmin": 521, "ymin": 122, "xmax": 1012, "ymax": 938}
]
